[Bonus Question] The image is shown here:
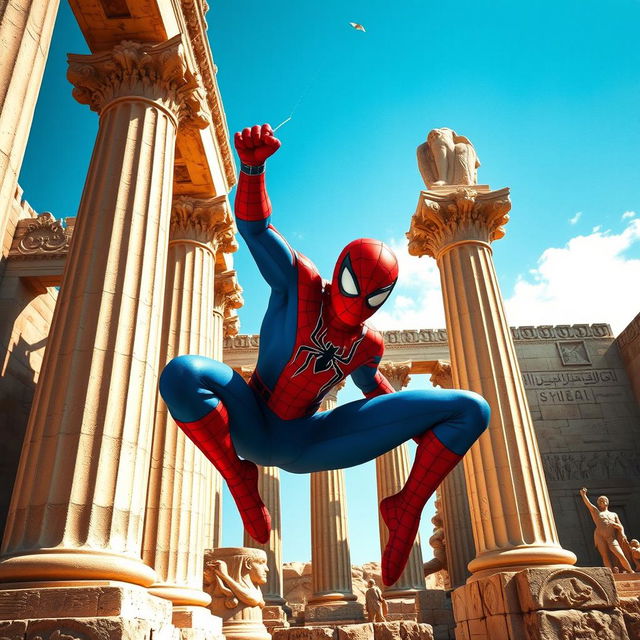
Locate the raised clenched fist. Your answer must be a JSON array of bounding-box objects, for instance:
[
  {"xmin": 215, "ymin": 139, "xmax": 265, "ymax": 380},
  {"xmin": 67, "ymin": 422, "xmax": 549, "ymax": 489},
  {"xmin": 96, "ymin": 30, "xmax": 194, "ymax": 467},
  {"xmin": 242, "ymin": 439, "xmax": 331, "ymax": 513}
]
[{"xmin": 234, "ymin": 124, "xmax": 281, "ymax": 166}]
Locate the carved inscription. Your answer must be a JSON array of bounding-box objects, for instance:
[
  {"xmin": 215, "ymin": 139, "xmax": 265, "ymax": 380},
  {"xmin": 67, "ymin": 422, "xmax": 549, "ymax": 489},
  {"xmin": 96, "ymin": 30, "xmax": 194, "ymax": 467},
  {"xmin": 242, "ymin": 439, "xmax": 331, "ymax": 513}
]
[
  {"xmin": 542, "ymin": 450, "xmax": 640, "ymax": 481},
  {"xmin": 523, "ymin": 370, "xmax": 618, "ymax": 388},
  {"xmin": 537, "ymin": 389, "xmax": 595, "ymax": 405}
]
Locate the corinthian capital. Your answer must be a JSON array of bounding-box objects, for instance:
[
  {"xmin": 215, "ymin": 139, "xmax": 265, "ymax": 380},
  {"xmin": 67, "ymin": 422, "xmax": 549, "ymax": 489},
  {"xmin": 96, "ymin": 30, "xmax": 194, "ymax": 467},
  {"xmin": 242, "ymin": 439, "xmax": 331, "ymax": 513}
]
[
  {"xmin": 67, "ymin": 35, "xmax": 207, "ymax": 126},
  {"xmin": 215, "ymin": 269, "xmax": 244, "ymax": 315},
  {"xmin": 430, "ymin": 361, "xmax": 453, "ymax": 389},
  {"xmin": 171, "ymin": 195, "xmax": 236, "ymax": 248},
  {"xmin": 378, "ymin": 360, "xmax": 412, "ymax": 391},
  {"xmin": 407, "ymin": 187, "xmax": 511, "ymax": 260},
  {"xmin": 224, "ymin": 314, "xmax": 240, "ymax": 338}
]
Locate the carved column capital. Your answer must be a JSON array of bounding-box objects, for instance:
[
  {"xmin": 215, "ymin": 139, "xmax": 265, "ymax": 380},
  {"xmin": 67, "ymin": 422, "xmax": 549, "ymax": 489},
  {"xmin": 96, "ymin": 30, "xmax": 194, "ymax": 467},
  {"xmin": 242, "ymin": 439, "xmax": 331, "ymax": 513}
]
[
  {"xmin": 215, "ymin": 269, "xmax": 244, "ymax": 315},
  {"xmin": 67, "ymin": 35, "xmax": 207, "ymax": 127},
  {"xmin": 237, "ymin": 366, "xmax": 254, "ymax": 383},
  {"xmin": 224, "ymin": 314, "xmax": 240, "ymax": 338},
  {"xmin": 407, "ymin": 187, "xmax": 511, "ymax": 260},
  {"xmin": 323, "ymin": 379, "xmax": 347, "ymax": 405},
  {"xmin": 378, "ymin": 360, "xmax": 412, "ymax": 391},
  {"xmin": 430, "ymin": 360, "xmax": 453, "ymax": 389},
  {"xmin": 170, "ymin": 194, "xmax": 236, "ymax": 249}
]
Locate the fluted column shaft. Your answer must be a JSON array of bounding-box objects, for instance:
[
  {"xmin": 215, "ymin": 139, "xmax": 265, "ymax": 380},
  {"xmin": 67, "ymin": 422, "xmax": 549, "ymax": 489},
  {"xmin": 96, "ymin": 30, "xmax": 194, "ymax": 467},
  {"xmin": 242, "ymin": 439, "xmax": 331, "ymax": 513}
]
[
  {"xmin": 243, "ymin": 465, "xmax": 285, "ymax": 605},
  {"xmin": 0, "ymin": 37, "xmax": 202, "ymax": 586},
  {"xmin": 310, "ymin": 383, "xmax": 356, "ymax": 602},
  {"xmin": 0, "ymin": 0, "xmax": 59, "ymax": 247},
  {"xmin": 430, "ymin": 361, "xmax": 474, "ymax": 588},
  {"xmin": 407, "ymin": 187, "xmax": 576, "ymax": 578},
  {"xmin": 376, "ymin": 362, "xmax": 425, "ymax": 595},
  {"xmin": 143, "ymin": 195, "xmax": 233, "ymax": 607}
]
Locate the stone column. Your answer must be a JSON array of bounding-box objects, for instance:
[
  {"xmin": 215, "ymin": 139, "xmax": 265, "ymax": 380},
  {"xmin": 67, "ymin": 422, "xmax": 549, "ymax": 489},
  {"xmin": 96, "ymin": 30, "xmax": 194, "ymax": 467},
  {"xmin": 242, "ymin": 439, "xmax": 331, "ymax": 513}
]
[
  {"xmin": 0, "ymin": 0, "xmax": 59, "ymax": 248},
  {"xmin": 407, "ymin": 186, "xmax": 576, "ymax": 579},
  {"xmin": 0, "ymin": 37, "xmax": 204, "ymax": 588},
  {"xmin": 306, "ymin": 382, "xmax": 364, "ymax": 623},
  {"xmin": 376, "ymin": 361, "xmax": 425, "ymax": 597},
  {"xmin": 143, "ymin": 195, "xmax": 234, "ymax": 614},
  {"xmin": 430, "ymin": 361, "xmax": 475, "ymax": 589}
]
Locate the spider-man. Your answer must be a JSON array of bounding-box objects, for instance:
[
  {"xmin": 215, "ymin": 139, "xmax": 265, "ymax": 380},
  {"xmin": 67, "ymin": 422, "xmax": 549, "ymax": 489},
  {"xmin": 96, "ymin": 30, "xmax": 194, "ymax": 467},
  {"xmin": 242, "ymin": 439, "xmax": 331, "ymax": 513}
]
[{"xmin": 160, "ymin": 124, "xmax": 490, "ymax": 586}]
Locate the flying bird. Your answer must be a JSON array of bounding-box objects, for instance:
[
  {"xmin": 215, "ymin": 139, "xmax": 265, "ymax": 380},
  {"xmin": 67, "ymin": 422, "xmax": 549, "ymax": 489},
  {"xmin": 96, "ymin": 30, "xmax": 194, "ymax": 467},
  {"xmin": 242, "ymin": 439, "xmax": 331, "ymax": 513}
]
[{"xmin": 349, "ymin": 22, "xmax": 366, "ymax": 32}]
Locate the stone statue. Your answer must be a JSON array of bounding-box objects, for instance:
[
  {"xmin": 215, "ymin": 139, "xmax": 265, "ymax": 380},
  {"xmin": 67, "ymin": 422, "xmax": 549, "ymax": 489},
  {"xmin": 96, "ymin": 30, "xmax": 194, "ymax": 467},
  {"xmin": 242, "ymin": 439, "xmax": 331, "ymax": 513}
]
[
  {"xmin": 204, "ymin": 547, "xmax": 270, "ymax": 640},
  {"xmin": 417, "ymin": 127, "xmax": 480, "ymax": 189},
  {"xmin": 579, "ymin": 488, "xmax": 634, "ymax": 573},
  {"xmin": 365, "ymin": 578, "xmax": 388, "ymax": 622}
]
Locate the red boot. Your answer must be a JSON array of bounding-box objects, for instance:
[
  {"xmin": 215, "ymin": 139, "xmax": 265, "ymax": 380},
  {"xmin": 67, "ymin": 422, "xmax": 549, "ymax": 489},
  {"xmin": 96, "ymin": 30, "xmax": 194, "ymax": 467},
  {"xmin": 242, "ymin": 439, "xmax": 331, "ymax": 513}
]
[
  {"xmin": 380, "ymin": 430, "xmax": 462, "ymax": 586},
  {"xmin": 176, "ymin": 402, "xmax": 271, "ymax": 544}
]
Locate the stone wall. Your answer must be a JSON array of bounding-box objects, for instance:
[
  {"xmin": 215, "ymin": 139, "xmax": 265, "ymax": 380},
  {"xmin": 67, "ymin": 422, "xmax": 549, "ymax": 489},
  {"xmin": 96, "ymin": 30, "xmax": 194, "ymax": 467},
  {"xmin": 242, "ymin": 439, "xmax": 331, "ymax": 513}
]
[
  {"xmin": 617, "ymin": 313, "xmax": 640, "ymax": 407},
  {"xmin": 513, "ymin": 324, "xmax": 640, "ymax": 565},
  {"xmin": 0, "ymin": 189, "xmax": 58, "ymax": 535}
]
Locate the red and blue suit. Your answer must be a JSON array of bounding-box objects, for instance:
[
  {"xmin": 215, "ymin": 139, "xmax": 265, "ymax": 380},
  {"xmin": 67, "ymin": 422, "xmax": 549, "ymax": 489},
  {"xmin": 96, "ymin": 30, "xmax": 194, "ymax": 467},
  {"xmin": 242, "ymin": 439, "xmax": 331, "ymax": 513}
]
[{"xmin": 159, "ymin": 125, "xmax": 490, "ymax": 586}]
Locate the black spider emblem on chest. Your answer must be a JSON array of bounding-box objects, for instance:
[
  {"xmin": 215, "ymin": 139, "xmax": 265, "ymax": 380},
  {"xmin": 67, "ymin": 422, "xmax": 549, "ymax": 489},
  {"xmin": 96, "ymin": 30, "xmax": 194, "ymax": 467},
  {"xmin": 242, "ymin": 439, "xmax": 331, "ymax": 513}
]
[{"xmin": 291, "ymin": 312, "xmax": 365, "ymax": 397}]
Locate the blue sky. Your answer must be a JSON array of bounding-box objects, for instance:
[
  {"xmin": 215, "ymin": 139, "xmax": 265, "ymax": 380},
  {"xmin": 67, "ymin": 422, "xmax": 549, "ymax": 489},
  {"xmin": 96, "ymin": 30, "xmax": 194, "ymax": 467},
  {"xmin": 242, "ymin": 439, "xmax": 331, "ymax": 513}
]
[{"xmin": 19, "ymin": 1, "xmax": 640, "ymax": 564}]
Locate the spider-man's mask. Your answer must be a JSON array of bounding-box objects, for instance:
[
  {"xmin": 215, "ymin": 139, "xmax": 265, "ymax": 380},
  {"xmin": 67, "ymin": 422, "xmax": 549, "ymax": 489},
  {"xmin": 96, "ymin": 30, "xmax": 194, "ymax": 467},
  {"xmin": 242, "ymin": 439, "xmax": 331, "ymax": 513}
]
[{"xmin": 329, "ymin": 239, "xmax": 399, "ymax": 326}]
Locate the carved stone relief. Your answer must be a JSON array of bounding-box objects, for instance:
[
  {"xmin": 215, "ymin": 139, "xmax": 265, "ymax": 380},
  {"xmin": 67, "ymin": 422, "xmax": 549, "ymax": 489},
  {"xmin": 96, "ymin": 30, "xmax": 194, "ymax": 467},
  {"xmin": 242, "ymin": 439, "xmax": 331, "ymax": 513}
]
[
  {"xmin": 557, "ymin": 341, "xmax": 591, "ymax": 366},
  {"xmin": 542, "ymin": 451, "xmax": 640, "ymax": 482},
  {"xmin": 8, "ymin": 213, "xmax": 73, "ymax": 258}
]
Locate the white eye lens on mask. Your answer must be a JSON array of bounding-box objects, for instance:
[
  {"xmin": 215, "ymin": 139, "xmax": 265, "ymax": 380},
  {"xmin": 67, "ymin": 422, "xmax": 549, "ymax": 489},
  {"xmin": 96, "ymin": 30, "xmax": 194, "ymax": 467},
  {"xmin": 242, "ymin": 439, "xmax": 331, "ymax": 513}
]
[
  {"xmin": 367, "ymin": 289, "xmax": 391, "ymax": 308},
  {"xmin": 340, "ymin": 265, "xmax": 359, "ymax": 296}
]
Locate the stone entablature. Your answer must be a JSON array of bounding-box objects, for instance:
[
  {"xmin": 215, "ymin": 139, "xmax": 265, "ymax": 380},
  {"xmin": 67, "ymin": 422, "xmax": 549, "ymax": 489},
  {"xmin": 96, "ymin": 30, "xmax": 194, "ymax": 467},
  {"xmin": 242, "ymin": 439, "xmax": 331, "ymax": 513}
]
[{"xmin": 224, "ymin": 324, "xmax": 614, "ymax": 368}]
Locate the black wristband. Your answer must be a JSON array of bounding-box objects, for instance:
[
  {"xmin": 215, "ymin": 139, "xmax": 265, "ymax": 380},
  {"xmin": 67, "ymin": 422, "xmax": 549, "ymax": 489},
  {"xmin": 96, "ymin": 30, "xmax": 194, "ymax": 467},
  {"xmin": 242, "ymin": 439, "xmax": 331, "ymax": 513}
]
[{"xmin": 240, "ymin": 162, "xmax": 266, "ymax": 175}]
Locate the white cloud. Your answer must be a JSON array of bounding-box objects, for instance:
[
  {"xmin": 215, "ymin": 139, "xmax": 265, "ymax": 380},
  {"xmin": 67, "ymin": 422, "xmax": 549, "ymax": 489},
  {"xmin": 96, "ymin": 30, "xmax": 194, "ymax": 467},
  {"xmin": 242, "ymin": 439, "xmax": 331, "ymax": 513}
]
[
  {"xmin": 622, "ymin": 211, "xmax": 637, "ymax": 220},
  {"xmin": 375, "ymin": 219, "xmax": 640, "ymax": 336},
  {"xmin": 569, "ymin": 211, "xmax": 582, "ymax": 225},
  {"xmin": 372, "ymin": 238, "xmax": 446, "ymax": 330},
  {"xmin": 505, "ymin": 219, "xmax": 640, "ymax": 335}
]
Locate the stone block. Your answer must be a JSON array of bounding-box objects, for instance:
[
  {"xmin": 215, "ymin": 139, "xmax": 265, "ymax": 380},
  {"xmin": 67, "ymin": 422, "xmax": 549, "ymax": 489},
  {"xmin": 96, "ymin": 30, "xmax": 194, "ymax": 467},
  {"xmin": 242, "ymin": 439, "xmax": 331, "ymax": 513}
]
[
  {"xmin": 614, "ymin": 573, "xmax": 640, "ymax": 598},
  {"xmin": 416, "ymin": 591, "xmax": 446, "ymax": 610},
  {"xmin": 514, "ymin": 567, "xmax": 617, "ymax": 613},
  {"xmin": 477, "ymin": 571, "xmax": 519, "ymax": 616},
  {"xmin": 173, "ymin": 606, "xmax": 222, "ymax": 636},
  {"xmin": 465, "ymin": 618, "xmax": 486, "ymax": 639},
  {"xmin": 372, "ymin": 621, "xmax": 400, "ymax": 640},
  {"xmin": 0, "ymin": 620, "xmax": 27, "ymax": 640},
  {"xmin": 25, "ymin": 616, "xmax": 155, "ymax": 640},
  {"xmin": 272, "ymin": 626, "xmax": 335, "ymax": 640},
  {"xmin": 619, "ymin": 597, "xmax": 640, "ymax": 640},
  {"xmin": 337, "ymin": 623, "xmax": 374, "ymax": 640},
  {"xmin": 523, "ymin": 608, "xmax": 629, "ymax": 640},
  {"xmin": 451, "ymin": 583, "xmax": 481, "ymax": 624},
  {"xmin": 398, "ymin": 621, "xmax": 433, "ymax": 640},
  {"xmin": 453, "ymin": 622, "xmax": 469, "ymax": 640},
  {"xmin": 431, "ymin": 625, "xmax": 451, "ymax": 640},
  {"xmin": 305, "ymin": 602, "xmax": 365, "ymax": 624}
]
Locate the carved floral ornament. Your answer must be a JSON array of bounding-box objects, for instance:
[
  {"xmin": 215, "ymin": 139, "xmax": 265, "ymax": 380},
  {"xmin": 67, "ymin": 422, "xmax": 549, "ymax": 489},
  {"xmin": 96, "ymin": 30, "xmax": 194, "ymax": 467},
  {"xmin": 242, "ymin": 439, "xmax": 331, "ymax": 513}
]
[
  {"xmin": 406, "ymin": 187, "xmax": 511, "ymax": 260},
  {"xmin": 378, "ymin": 361, "xmax": 412, "ymax": 389},
  {"xmin": 215, "ymin": 270, "xmax": 244, "ymax": 314},
  {"xmin": 224, "ymin": 314, "xmax": 240, "ymax": 338},
  {"xmin": 171, "ymin": 195, "xmax": 236, "ymax": 249},
  {"xmin": 430, "ymin": 360, "xmax": 452, "ymax": 389},
  {"xmin": 9, "ymin": 213, "xmax": 73, "ymax": 258},
  {"xmin": 67, "ymin": 36, "xmax": 209, "ymax": 128}
]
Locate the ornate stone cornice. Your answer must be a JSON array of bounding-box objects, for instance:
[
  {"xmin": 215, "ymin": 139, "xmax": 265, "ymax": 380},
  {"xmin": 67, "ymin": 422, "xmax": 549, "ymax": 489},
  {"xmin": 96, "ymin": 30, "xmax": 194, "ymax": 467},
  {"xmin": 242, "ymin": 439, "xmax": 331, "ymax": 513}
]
[
  {"xmin": 170, "ymin": 195, "xmax": 236, "ymax": 250},
  {"xmin": 407, "ymin": 187, "xmax": 511, "ymax": 260},
  {"xmin": 180, "ymin": 0, "xmax": 236, "ymax": 188},
  {"xmin": 8, "ymin": 213, "xmax": 74, "ymax": 259},
  {"xmin": 215, "ymin": 269, "xmax": 244, "ymax": 315},
  {"xmin": 67, "ymin": 36, "xmax": 207, "ymax": 127},
  {"xmin": 430, "ymin": 361, "xmax": 453, "ymax": 389},
  {"xmin": 378, "ymin": 360, "xmax": 412, "ymax": 390}
]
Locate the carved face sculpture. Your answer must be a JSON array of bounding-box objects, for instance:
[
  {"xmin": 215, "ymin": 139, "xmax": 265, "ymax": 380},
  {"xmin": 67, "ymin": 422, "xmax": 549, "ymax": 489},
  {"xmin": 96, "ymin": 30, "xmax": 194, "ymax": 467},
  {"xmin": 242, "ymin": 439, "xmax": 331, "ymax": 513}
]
[
  {"xmin": 248, "ymin": 556, "xmax": 269, "ymax": 585},
  {"xmin": 597, "ymin": 496, "xmax": 609, "ymax": 511},
  {"xmin": 330, "ymin": 239, "xmax": 398, "ymax": 326}
]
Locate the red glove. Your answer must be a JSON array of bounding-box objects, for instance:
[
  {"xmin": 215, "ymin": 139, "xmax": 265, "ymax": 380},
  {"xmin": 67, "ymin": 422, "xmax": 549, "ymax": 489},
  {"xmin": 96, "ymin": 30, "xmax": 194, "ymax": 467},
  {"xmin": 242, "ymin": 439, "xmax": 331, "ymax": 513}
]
[{"xmin": 234, "ymin": 124, "xmax": 281, "ymax": 167}]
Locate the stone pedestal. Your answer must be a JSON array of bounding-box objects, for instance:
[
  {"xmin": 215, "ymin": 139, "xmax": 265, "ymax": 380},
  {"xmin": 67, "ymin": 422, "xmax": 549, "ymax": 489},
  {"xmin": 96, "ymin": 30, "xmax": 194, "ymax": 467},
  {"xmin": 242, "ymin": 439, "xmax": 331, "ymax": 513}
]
[
  {"xmin": 0, "ymin": 585, "xmax": 174, "ymax": 640},
  {"xmin": 144, "ymin": 196, "xmax": 233, "ymax": 612},
  {"xmin": 173, "ymin": 606, "xmax": 224, "ymax": 640},
  {"xmin": 451, "ymin": 566, "xmax": 627, "ymax": 640},
  {"xmin": 204, "ymin": 547, "xmax": 270, "ymax": 640},
  {"xmin": 376, "ymin": 362, "xmax": 426, "ymax": 598},
  {"xmin": 0, "ymin": 37, "xmax": 204, "ymax": 588},
  {"xmin": 407, "ymin": 186, "xmax": 576, "ymax": 581}
]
